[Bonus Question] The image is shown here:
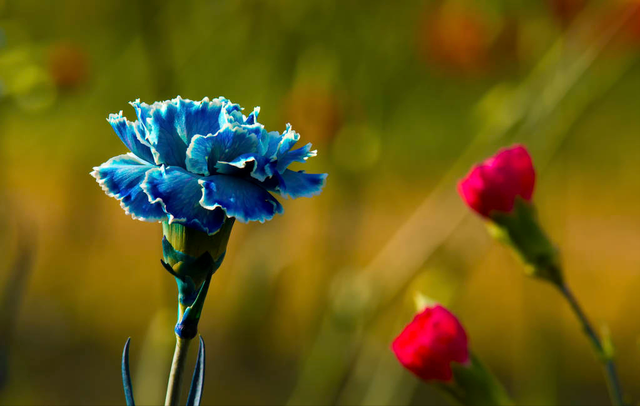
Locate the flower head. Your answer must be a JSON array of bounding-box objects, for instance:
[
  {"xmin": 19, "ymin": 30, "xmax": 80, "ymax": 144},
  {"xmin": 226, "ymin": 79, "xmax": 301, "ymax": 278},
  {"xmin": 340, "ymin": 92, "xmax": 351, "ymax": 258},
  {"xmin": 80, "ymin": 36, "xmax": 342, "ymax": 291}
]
[
  {"xmin": 458, "ymin": 144, "xmax": 535, "ymax": 218},
  {"xmin": 458, "ymin": 145, "xmax": 562, "ymax": 285},
  {"xmin": 392, "ymin": 305, "xmax": 469, "ymax": 382},
  {"xmin": 91, "ymin": 96, "xmax": 327, "ymax": 235}
]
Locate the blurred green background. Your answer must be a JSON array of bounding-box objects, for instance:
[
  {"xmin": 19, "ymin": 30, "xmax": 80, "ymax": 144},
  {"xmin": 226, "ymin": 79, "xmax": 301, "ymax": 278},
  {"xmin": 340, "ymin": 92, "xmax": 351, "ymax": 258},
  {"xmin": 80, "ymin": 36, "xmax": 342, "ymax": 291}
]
[{"xmin": 1, "ymin": 0, "xmax": 640, "ymax": 404}]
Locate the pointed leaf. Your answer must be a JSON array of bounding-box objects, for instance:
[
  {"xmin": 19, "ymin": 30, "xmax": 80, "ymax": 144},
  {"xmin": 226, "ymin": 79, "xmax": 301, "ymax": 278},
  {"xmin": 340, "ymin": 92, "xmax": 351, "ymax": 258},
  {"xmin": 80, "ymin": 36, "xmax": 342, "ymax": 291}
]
[
  {"xmin": 122, "ymin": 337, "xmax": 135, "ymax": 406},
  {"xmin": 186, "ymin": 336, "xmax": 206, "ymax": 406}
]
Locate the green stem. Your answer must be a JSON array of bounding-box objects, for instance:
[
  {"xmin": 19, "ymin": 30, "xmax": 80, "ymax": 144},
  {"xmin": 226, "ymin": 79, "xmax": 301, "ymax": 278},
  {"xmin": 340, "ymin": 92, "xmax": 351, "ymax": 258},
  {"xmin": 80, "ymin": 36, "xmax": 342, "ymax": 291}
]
[
  {"xmin": 559, "ymin": 284, "xmax": 624, "ymax": 405},
  {"xmin": 165, "ymin": 333, "xmax": 193, "ymax": 406}
]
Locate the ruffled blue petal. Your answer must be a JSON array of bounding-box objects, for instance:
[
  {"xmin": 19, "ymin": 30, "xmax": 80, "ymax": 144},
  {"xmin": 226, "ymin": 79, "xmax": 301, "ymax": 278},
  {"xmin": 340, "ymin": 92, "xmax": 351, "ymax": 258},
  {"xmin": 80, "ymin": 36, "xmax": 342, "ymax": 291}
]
[
  {"xmin": 130, "ymin": 99, "xmax": 187, "ymax": 167},
  {"xmin": 276, "ymin": 143, "xmax": 316, "ymax": 173},
  {"xmin": 127, "ymin": 96, "xmax": 267, "ymax": 168},
  {"xmin": 185, "ymin": 125, "xmax": 261, "ymax": 176},
  {"xmin": 269, "ymin": 170, "xmax": 327, "ymax": 199},
  {"xmin": 129, "ymin": 99, "xmax": 153, "ymax": 124},
  {"xmin": 209, "ymin": 125, "xmax": 262, "ymax": 162},
  {"xmin": 146, "ymin": 104, "xmax": 188, "ymax": 166},
  {"xmin": 256, "ymin": 124, "xmax": 300, "ymax": 161},
  {"xmin": 222, "ymin": 101, "xmax": 244, "ymax": 124},
  {"xmin": 91, "ymin": 153, "xmax": 168, "ymax": 221},
  {"xmin": 141, "ymin": 166, "xmax": 227, "ymax": 235},
  {"xmin": 214, "ymin": 153, "xmax": 275, "ymax": 182},
  {"xmin": 175, "ymin": 97, "xmax": 227, "ymax": 143},
  {"xmin": 257, "ymin": 130, "xmax": 283, "ymax": 158},
  {"xmin": 245, "ymin": 107, "xmax": 260, "ymax": 125},
  {"xmin": 184, "ymin": 134, "xmax": 214, "ymax": 176},
  {"xmin": 107, "ymin": 113, "xmax": 155, "ymax": 163},
  {"xmin": 200, "ymin": 175, "xmax": 283, "ymax": 223},
  {"xmin": 275, "ymin": 124, "xmax": 300, "ymax": 158}
]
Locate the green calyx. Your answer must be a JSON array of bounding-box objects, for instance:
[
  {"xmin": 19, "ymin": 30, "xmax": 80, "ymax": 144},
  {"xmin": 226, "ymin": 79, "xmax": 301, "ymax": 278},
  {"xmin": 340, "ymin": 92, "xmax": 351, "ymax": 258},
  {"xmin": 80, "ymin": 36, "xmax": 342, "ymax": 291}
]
[
  {"xmin": 161, "ymin": 220, "xmax": 235, "ymax": 339},
  {"xmin": 162, "ymin": 220, "xmax": 235, "ymax": 267},
  {"xmin": 162, "ymin": 220, "xmax": 234, "ymax": 291},
  {"xmin": 436, "ymin": 354, "xmax": 513, "ymax": 406},
  {"xmin": 487, "ymin": 198, "xmax": 563, "ymax": 286}
]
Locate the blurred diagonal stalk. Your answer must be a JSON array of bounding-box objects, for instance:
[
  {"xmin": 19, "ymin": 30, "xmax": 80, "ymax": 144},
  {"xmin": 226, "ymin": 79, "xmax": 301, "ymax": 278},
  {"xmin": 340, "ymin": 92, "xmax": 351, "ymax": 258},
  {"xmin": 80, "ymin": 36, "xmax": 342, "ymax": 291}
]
[
  {"xmin": 559, "ymin": 284, "xmax": 625, "ymax": 405},
  {"xmin": 0, "ymin": 228, "xmax": 35, "ymax": 392},
  {"xmin": 360, "ymin": 2, "xmax": 637, "ymax": 311},
  {"xmin": 288, "ymin": 4, "xmax": 639, "ymax": 405}
]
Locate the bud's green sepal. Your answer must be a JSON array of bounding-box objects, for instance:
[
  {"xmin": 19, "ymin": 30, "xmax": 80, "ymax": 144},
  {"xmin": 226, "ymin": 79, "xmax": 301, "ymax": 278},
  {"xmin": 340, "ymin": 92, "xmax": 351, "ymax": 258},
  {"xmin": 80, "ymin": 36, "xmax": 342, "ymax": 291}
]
[
  {"xmin": 487, "ymin": 198, "xmax": 563, "ymax": 286},
  {"xmin": 436, "ymin": 354, "xmax": 513, "ymax": 406}
]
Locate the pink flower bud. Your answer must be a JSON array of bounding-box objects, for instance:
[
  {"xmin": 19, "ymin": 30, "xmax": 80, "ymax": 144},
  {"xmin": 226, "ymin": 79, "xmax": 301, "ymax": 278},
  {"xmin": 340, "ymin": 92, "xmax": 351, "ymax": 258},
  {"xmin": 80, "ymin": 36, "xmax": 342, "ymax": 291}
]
[
  {"xmin": 392, "ymin": 305, "xmax": 469, "ymax": 382},
  {"xmin": 458, "ymin": 145, "xmax": 535, "ymax": 218}
]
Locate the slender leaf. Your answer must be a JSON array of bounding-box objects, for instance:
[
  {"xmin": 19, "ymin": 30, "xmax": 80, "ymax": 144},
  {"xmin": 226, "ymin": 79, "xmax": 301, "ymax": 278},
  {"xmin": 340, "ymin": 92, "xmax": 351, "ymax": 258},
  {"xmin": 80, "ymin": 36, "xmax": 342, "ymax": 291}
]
[
  {"xmin": 122, "ymin": 337, "xmax": 135, "ymax": 406},
  {"xmin": 186, "ymin": 336, "xmax": 206, "ymax": 406}
]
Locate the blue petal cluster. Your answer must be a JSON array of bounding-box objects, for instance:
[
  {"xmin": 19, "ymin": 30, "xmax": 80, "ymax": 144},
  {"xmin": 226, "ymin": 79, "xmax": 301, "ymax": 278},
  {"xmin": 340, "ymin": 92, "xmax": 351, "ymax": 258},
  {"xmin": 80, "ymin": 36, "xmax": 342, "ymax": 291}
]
[{"xmin": 92, "ymin": 97, "xmax": 327, "ymax": 235}]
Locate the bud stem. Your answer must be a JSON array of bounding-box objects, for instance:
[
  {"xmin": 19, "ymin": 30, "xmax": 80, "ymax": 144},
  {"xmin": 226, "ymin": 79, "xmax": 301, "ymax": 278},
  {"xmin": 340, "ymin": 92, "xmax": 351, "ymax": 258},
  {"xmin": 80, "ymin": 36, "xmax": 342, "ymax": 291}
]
[
  {"xmin": 558, "ymin": 284, "xmax": 625, "ymax": 406},
  {"xmin": 165, "ymin": 333, "xmax": 192, "ymax": 406},
  {"xmin": 444, "ymin": 354, "xmax": 514, "ymax": 405}
]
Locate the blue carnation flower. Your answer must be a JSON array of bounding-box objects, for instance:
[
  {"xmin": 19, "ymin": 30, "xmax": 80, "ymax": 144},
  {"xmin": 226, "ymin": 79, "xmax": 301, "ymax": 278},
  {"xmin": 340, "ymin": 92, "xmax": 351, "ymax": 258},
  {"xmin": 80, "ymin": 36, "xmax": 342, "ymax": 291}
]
[{"xmin": 92, "ymin": 96, "xmax": 327, "ymax": 235}]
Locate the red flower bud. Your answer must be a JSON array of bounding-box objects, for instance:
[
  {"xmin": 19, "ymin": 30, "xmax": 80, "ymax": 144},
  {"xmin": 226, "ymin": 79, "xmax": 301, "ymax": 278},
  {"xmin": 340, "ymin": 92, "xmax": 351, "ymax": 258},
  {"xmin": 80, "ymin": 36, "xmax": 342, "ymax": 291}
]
[
  {"xmin": 392, "ymin": 305, "xmax": 469, "ymax": 382},
  {"xmin": 458, "ymin": 145, "xmax": 535, "ymax": 218}
]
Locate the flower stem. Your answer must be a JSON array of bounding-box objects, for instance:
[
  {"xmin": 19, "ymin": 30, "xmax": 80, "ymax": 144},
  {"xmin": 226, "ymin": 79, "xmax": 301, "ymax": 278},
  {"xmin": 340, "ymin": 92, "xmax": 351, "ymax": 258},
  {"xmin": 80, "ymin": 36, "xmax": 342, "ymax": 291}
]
[
  {"xmin": 165, "ymin": 334, "xmax": 192, "ymax": 406},
  {"xmin": 558, "ymin": 284, "xmax": 624, "ymax": 406}
]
